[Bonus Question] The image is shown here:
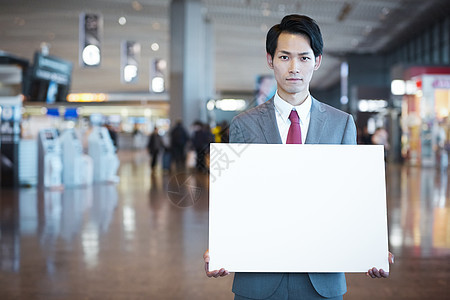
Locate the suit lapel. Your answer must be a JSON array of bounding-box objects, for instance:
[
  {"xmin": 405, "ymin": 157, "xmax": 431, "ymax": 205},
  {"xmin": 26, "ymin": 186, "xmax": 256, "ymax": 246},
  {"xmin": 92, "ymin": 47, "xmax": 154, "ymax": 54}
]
[
  {"xmin": 257, "ymin": 99, "xmax": 282, "ymax": 144},
  {"xmin": 305, "ymin": 98, "xmax": 326, "ymax": 144}
]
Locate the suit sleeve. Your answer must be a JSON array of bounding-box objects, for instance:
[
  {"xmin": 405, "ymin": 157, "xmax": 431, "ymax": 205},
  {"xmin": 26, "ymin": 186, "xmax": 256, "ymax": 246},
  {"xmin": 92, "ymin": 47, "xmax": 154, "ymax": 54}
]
[
  {"xmin": 229, "ymin": 116, "xmax": 245, "ymax": 143},
  {"xmin": 341, "ymin": 114, "xmax": 357, "ymax": 145}
]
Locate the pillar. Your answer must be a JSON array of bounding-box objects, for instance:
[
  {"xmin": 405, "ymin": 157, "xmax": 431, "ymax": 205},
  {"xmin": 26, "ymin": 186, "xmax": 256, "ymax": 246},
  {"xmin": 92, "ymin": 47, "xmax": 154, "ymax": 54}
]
[{"xmin": 169, "ymin": 0, "xmax": 214, "ymax": 128}]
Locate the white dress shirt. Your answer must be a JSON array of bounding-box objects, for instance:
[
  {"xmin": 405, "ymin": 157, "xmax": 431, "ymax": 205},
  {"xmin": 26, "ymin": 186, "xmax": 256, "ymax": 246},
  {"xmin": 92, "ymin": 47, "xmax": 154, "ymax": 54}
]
[{"xmin": 273, "ymin": 91, "xmax": 312, "ymax": 144}]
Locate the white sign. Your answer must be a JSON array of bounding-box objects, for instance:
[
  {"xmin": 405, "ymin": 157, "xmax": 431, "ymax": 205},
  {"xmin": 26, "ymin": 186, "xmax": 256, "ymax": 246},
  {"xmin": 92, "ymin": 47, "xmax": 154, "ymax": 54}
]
[{"xmin": 209, "ymin": 144, "xmax": 389, "ymax": 273}]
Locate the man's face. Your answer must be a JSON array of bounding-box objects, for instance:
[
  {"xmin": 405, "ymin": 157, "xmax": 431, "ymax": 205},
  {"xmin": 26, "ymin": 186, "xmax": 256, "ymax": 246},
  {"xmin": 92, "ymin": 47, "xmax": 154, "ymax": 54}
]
[{"xmin": 267, "ymin": 32, "xmax": 322, "ymax": 102}]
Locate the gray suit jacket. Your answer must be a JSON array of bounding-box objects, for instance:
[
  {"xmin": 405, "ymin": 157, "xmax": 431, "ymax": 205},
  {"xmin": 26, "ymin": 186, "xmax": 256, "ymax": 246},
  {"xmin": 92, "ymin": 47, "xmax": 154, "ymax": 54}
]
[{"xmin": 229, "ymin": 97, "xmax": 357, "ymax": 299}]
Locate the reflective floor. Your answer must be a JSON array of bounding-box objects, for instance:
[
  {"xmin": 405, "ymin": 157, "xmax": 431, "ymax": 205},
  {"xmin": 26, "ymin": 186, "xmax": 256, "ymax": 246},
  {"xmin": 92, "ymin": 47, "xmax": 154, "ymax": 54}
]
[{"xmin": 0, "ymin": 150, "xmax": 449, "ymax": 299}]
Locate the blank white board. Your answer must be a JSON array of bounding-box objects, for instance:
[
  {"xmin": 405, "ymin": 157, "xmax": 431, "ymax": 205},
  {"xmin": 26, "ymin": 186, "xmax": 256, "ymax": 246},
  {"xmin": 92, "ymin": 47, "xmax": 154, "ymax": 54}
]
[{"xmin": 209, "ymin": 144, "xmax": 389, "ymax": 273}]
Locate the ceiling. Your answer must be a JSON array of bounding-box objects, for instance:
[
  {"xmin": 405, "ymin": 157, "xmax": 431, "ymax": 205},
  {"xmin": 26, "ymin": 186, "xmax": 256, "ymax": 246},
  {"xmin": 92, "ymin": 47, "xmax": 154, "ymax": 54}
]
[{"xmin": 1, "ymin": 0, "xmax": 449, "ymax": 96}]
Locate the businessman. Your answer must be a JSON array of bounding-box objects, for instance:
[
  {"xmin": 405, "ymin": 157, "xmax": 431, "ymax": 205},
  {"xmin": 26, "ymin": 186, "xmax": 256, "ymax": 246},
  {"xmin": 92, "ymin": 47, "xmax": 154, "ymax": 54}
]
[{"xmin": 204, "ymin": 14, "xmax": 393, "ymax": 299}]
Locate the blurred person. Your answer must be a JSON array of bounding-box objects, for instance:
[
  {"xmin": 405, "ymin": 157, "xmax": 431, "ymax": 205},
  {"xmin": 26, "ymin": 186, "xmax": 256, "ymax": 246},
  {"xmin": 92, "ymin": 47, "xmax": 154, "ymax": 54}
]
[
  {"xmin": 132, "ymin": 124, "xmax": 140, "ymax": 137},
  {"xmin": 203, "ymin": 14, "xmax": 394, "ymax": 300},
  {"xmin": 372, "ymin": 127, "xmax": 389, "ymax": 159},
  {"xmin": 161, "ymin": 129, "xmax": 172, "ymax": 172},
  {"xmin": 203, "ymin": 123, "xmax": 215, "ymax": 168},
  {"xmin": 211, "ymin": 123, "xmax": 222, "ymax": 143},
  {"xmin": 219, "ymin": 120, "xmax": 230, "ymax": 143},
  {"xmin": 358, "ymin": 125, "xmax": 372, "ymax": 145},
  {"xmin": 170, "ymin": 120, "xmax": 189, "ymax": 171},
  {"xmin": 191, "ymin": 121, "xmax": 212, "ymax": 172},
  {"xmin": 191, "ymin": 121, "xmax": 205, "ymax": 170},
  {"xmin": 105, "ymin": 124, "xmax": 118, "ymax": 151},
  {"xmin": 147, "ymin": 127, "xmax": 163, "ymax": 170},
  {"xmin": 132, "ymin": 124, "xmax": 143, "ymax": 149},
  {"xmin": 437, "ymin": 119, "xmax": 449, "ymax": 169}
]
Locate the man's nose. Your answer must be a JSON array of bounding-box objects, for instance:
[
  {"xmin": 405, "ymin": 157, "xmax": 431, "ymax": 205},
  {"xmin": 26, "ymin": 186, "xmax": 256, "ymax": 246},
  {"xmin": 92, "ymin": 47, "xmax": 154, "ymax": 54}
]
[{"xmin": 289, "ymin": 59, "xmax": 300, "ymax": 73}]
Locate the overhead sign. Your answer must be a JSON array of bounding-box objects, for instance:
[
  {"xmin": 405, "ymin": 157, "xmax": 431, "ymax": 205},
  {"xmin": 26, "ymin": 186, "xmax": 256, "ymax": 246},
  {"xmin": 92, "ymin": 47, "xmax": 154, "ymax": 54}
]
[
  {"xmin": 121, "ymin": 41, "xmax": 140, "ymax": 83},
  {"xmin": 32, "ymin": 52, "xmax": 73, "ymax": 85},
  {"xmin": 79, "ymin": 13, "xmax": 103, "ymax": 67}
]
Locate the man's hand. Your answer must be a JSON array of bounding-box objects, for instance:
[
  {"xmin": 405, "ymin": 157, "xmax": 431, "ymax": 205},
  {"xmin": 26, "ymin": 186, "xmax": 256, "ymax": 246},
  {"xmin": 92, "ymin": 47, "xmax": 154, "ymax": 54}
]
[
  {"xmin": 204, "ymin": 250, "xmax": 230, "ymax": 278},
  {"xmin": 366, "ymin": 252, "xmax": 394, "ymax": 278}
]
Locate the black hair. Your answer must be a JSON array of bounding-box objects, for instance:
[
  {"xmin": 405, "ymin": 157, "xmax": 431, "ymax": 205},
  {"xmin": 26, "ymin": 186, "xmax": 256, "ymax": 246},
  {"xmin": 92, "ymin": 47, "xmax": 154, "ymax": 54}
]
[{"xmin": 266, "ymin": 14, "xmax": 323, "ymax": 59}]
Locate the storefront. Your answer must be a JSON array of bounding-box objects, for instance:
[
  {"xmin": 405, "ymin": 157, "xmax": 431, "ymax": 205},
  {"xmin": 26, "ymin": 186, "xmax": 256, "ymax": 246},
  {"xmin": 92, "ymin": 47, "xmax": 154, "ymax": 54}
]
[{"xmin": 400, "ymin": 67, "xmax": 450, "ymax": 167}]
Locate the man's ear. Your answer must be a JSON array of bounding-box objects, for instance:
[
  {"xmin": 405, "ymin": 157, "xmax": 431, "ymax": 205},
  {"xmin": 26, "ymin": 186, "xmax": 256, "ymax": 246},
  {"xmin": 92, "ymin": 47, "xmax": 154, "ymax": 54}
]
[
  {"xmin": 314, "ymin": 55, "xmax": 322, "ymax": 70},
  {"xmin": 266, "ymin": 53, "xmax": 274, "ymax": 69}
]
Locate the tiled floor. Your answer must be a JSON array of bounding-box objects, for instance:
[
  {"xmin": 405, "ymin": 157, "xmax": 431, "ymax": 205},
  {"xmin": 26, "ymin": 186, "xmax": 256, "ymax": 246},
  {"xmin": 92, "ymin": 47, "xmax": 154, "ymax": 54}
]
[{"xmin": 0, "ymin": 150, "xmax": 449, "ymax": 299}]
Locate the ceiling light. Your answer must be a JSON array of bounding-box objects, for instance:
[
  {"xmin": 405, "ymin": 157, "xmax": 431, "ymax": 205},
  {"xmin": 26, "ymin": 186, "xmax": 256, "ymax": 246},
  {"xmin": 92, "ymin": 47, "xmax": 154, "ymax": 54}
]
[
  {"xmin": 152, "ymin": 22, "xmax": 160, "ymax": 30},
  {"xmin": 152, "ymin": 77, "xmax": 164, "ymax": 93},
  {"xmin": 151, "ymin": 43, "xmax": 159, "ymax": 51},
  {"xmin": 207, "ymin": 100, "xmax": 215, "ymax": 111},
  {"xmin": 132, "ymin": 1, "xmax": 143, "ymax": 11},
  {"xmin": 405, "ymin": 81, "xmax": 417, "ymax": 95},
  {"xmin": 215, "ymin": 99, "xmax": 246, "ymax": 111},
  {"xmin": 40, "ymin": 42, "xmax": 50, "ymax": 55},
  {"xmin": 358, "ymin": 100, "xmax": 388, "ymax": 112},
  {"xmin": 67, "ymin": 93, "xmax": 107, "ymax": 102},
  {"xmin": 156, "ymin": 59, "xmax": 167, "ymax": 70},
  {"xmin": 391, "ymin": 80, "xmax": 405, "ymax": 95},
  {"xmin": 124, "ymin": 65, "xmax": 138, "ymax": 83},
  {"xmin": 118, "ymin": 17, "xmax": 127, "ymax": 25},
  {"xmin": 82, "ymin": 45, "xmax": 101, "ymax": 66},
  {"xmin": 340, "ymin": 62, "xmax": 348, "ymax": 77}
]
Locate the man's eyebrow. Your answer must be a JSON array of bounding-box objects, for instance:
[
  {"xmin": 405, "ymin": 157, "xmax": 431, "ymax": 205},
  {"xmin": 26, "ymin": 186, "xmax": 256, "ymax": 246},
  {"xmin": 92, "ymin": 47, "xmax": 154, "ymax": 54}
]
[{"xmin": 278, "ymin": 50, "xmax": 312, "ymax": 56}]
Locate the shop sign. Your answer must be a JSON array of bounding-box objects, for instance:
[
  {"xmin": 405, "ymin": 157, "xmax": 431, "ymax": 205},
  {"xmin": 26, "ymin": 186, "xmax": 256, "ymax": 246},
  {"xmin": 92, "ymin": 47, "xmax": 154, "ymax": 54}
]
[{"xmin": 432, "ymin": 78, "xmax": 450, "ymax": 89}]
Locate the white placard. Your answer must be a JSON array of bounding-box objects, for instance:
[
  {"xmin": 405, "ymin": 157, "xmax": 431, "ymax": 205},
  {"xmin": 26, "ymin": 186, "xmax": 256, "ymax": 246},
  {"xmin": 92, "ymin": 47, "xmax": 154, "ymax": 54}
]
[{"xmin": 208, "ymin": 144, "xmax": 389, "ymax": 273}]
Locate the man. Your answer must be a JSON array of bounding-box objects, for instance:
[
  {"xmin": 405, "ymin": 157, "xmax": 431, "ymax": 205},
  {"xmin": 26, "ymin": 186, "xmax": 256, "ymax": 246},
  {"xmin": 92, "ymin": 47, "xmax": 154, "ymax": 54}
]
[
  {"xmin": 147, "ymin": 127, "xmax": 163, "ymax": 170},
  {"xmin": 192, "ymin": 121, "xmax": 214, "ymax": 172},
  {"xmin": 204, "ymin": 14, "xmax": 394, "ymax": 299},
  {"xmin": 170, "ymin": 120, "xmax": 189, "ymax": 171}
]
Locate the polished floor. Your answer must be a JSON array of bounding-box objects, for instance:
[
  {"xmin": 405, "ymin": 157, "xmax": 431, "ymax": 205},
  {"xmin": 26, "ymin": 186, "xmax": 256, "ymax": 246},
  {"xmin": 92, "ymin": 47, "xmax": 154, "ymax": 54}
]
[{"xmin": 0, "ymin": 150, "xmax": 449, "ymax": 300}]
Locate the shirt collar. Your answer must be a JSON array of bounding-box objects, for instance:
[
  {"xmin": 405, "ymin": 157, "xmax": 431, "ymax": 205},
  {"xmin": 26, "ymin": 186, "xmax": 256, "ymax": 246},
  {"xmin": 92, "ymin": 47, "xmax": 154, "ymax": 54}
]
[{"xmin": 274, "ymin": 91, "xmax": 312, "ymax": 123}]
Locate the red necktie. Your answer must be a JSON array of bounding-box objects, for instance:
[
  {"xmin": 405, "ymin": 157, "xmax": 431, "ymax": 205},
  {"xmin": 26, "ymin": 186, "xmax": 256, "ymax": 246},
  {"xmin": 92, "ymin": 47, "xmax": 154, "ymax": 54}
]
[{"xmin": 286, "ymin": 110, "xmax": 302, "ymax": 144}]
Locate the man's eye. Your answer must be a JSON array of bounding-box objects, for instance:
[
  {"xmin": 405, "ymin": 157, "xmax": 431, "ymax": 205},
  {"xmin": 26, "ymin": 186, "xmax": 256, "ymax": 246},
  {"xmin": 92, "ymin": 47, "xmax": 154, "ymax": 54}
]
[
  {"xmin": 279, "ymin": 56, "xmax": 289, "ymax": 60},
  {"xmin": 301, "ymin": 57, "xmax": 311, "ymax": 61}
]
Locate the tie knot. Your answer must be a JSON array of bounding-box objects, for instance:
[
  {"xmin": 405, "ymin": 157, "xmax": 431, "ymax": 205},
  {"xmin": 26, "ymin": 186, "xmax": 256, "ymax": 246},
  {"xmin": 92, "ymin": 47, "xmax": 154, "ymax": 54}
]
[{"xmin": 289, "ymin": 110, "xmax": 300, "ymax": 124}]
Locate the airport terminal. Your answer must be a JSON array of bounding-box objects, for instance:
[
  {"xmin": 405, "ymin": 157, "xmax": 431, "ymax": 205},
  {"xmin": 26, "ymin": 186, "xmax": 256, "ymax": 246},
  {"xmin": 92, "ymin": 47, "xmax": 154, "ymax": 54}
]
[{"xmin": 0, "ymin": 0, "xmax": 449, "ymax": 299}]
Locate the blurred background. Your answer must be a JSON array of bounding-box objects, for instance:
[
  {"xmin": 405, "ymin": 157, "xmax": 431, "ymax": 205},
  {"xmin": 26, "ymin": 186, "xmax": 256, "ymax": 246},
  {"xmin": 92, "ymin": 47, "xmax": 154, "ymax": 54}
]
[{"xmin": 0, "ymin": 0, "xmax": 449, "ymax": 299}]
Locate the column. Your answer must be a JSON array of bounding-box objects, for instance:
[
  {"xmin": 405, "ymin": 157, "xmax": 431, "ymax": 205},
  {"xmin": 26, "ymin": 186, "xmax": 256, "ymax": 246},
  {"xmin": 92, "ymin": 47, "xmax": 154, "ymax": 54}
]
[{"xmin": 169, "ymin": 0, "xmax": 214, "ymax": 128}]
